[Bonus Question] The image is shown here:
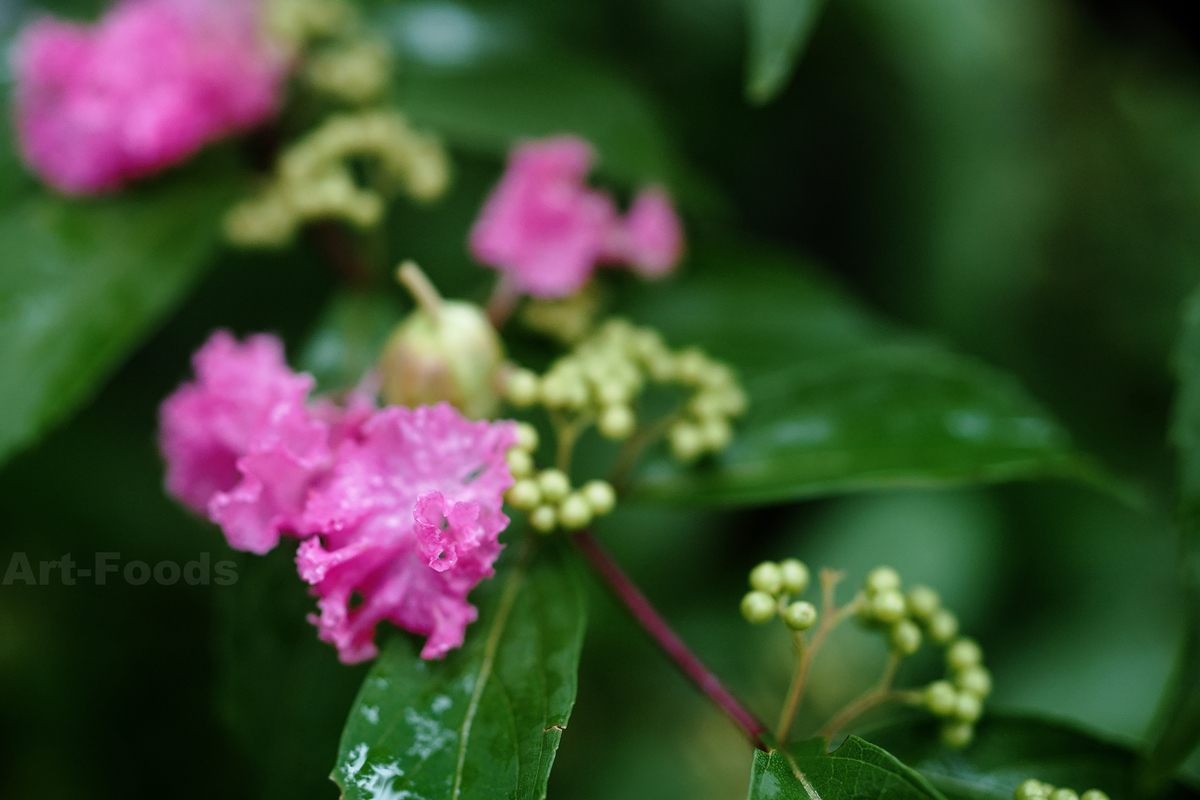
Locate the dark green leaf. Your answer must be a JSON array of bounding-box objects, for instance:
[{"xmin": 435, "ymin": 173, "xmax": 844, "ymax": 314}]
[
  {"xmin": 0, "ymin": 155, "xmax": 242, "ymax": 465},
  {"xmin": 623, "ymin": 240, "xmax": 1106, "ymax": 506},
  {"xmin": 298, "ymin": 290, "xmax": 406, "ymax": 392},
  {"xmin": 747, "ymin": 736, "xmax": 945, "ymax": 800},
  {"xmin": 745, "ymin": 0, "xmax": 827, "ymax": 105},
  {"xmin": 332, "ymin": 534, "xmax": 587, "ymax": 800},
  {"xmin": 865, "ymin": 715, "xmax": 1200, "ymax": 800}
]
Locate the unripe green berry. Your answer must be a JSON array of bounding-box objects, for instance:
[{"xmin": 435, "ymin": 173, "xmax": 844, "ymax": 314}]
[
  {"xmin": 929, "ymin": 609, "xmax": 959, "ymax": 644},
  {"xmin": 597, "ymin": 380, "xmax": 631, "ymax": 406},
  {"xmin": 582, "ymin": 480, "xmax": 616, "ymax": 516},
  {"xmin": 906, "ymin": 585, "xmax": 941, "ymax": 621},
  {"xmin": 539, "ymin": 375, "xmax": 568, "ymax": 408},
  {"xmin": 1050, "ymin": 790, "xmax": 1079, "ymax": 800},
  {"xmin": 529, "ymin": 505, "xmax": 557, "ymax": 533},
  {"xmin": 925, "ymin": 680, "xmax": 958, "ymax": 716},
  {"xmin": 1080, "ymin": 791, "xmax": 1110, "ymax": 800},
  {"xmin": 537, "ymin": 469, "xmax": 571, "ymax": 503},
  {"xmin": 784, "ymin": 601, "xmax": 818, "ymax": 630},
  {"xmin": 940, "ymin": 721, "xmax": 974, "ymax": 749},
  {"xmin": 749, "ymin": 562, "xmax": 784, "ymax": 595},
  {"xmin": 1015, "ymin": 779, "xmax": 1051, "ymax": 800},
  {"xmin": 669, "ymin": 422, "xmax": 704, "ymax": 461},
  {"xmin": 947, "ymin": 638, "xmax": 983, "ymax": 672},
  {"xmin": 700, "ymin": 416, "xmax": 732, "ymax": 451},
  {"xmin": 676, "ymin": 349, "xmax": 708, "ymax": 383},
  {"xmin": 871, "ymin": 589, "xmax": 907, "ymax": 624},
  {"xmin": 779, "ymin": 559, "xmax": 810, "ymax": 594},
  {"xmin": 505, "ymin": 479, "xmax": 541, "ymax": 510},
  {"xmin": 506, "ymin": 369, "xmax": 540, "ymax": 407},
  {"xmin": 741, "ymin": 591, "xmax": 776, "ymax": 624},
  {"xmin": 558, "ymin": 493, "xmax": 593, "ymax": 530},
  {"xmin": 505, "ymin": 447, "xmax": 534, "ymax": 479},
  {"xmin": 514, "ymin": 422, "xmax": 539, "ymax": 452},
  {"xmin": 953, "ymin": 691, "xmax": 982, "ymax": 723},
  {"xmin": 891, "ymin": 619, "xmax": 922, "ymax": 656},
  {"xmin": 957, "ymin": 665, "xmax": 993, "ymax": 698},
  {"xmin": 866, "ymin": 566, "xmax": 902, "ymax": 594},
  {"xmin": 598, "ymin": 404, "xmax": 636, "ymax": 440}
]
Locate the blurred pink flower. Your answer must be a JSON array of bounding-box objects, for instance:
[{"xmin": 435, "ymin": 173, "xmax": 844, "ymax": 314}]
[
  {"xmin": 297, "ymin": 404, "xmax": 516, "ymax": 662},
  {"xmin": 469, "ymin": 135, "xmax": 684, "ymax": 299},
  {"xmin": 12, "ymin": 0, "xmax": 288, "ymax": 195}
]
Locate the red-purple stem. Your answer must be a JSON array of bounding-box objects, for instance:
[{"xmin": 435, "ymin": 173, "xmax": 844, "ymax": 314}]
[{"xmin": 572, "ymin": 530, "xmax": 770, "ymax": 751}]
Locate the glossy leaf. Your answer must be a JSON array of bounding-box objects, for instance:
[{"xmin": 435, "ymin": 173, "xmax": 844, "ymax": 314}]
[
  {"xmin": 866, "ymin": 715, "xmax": 1200, "ymax": 800},
  {"xmin": 332, "ymin": 535, "xmax": 587, "ymax": 800},
  {"xmin": 623, "ymin": 241, "xmax": 1104, "ymax": 506},
  {"xmin": 747, "ymin": 736, "xmax": 945, "ymax": 800},
  {"xmin": 0, "ymin": 158, "xmax": 241, "ymax": 465},
  {"xmin": 745, "ymin": 0, "xmax": 827, "ymax": 105}
]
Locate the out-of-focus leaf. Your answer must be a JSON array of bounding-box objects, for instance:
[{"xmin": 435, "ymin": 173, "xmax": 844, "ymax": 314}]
[
  {"xmin": 0, "ymin": 158, "xmax": 241, "ymax": 466},
  {"xmin": 332, "ymin": 535, "xmax": 586, "ymax": 800},
  {"xmin": 298, "ymin": 290, "xmax": 406, "ymax": 391},
  {"xmin": 747, "ymin": 736, "xmax": 945, "ymax": 800},
  {"xmin": 745, "ymin": 0, "xmax": 827, "ymax": 105},
  {"xmin": 866, "ymin": 715, "xmax": 1200, "ymax": 800},
  {"xmin": 624, "ymin": 240, "xmax": 1105, "ymax": 506}
]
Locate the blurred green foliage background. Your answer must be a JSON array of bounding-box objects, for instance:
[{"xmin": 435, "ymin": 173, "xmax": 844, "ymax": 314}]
[{"xmin": 3, "ymin": 0, "xmax": 1200, "ymax": 797}]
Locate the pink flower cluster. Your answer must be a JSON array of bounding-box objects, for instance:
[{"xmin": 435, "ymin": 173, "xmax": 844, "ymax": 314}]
[
  {"xmin": 159, "ymin": 331, "xmax": 517, "ymax": 662},
  {"xmin": 12, "ymin": 0, "xmax": 288, "ymax": 195},
  {"xmin": 469, "ymin": 136, "xmax": 685, "ymax": 298}
]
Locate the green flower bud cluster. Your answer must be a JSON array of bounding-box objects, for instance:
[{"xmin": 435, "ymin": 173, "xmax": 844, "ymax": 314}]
[
  {"xmin": 224, "ymin": 110, "xmax": 449, "ymax": 248},
  {"xmin": 1014, "ymin": 780, "xmax": 1109, "ymax": 800},
  {"xmin": 503, "ymin": 319, "xmax": 746, "ymax": 459},
  {"xmin": 740, "ymin": 559, "xmax": 816, "ymax": 630},
  {"xmin": 304, "ymin": 39, "xmax": 392, "ymax": 104},
  {"xmin": 266, "ymin": 0, "xmax": 354, "ymax": 48},
  {"xmin": 503, "ymin": 424, "xmax": 616, "ymax": 533}
]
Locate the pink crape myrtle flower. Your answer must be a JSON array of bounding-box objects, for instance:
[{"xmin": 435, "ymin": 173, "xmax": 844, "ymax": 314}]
[
  {"xmin": 297, "ymin": 404, "xmax": 517, "ymax": 663},
  {"xmin": 469, "ymin": 135, "xmax": 685, "ymax": 299},
  {"xmin": 12, "ymin": 0, "xmax": 289, "ymax": 195}
]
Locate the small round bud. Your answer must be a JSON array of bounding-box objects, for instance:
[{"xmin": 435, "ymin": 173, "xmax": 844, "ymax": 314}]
[
  {"xmin": 957, "ymin": 665, "xmax": 992, "ymax": 698},
  {"xmin": 597, "ymin": 380, "xmax": 632, "ymax": 406},
  {"xmin": 676, "ymin": 349, "xmax": 708, "ymax": 383},
  {"xmin": 505, "ymin": 369, "xmax": 540, "ymax": 407},
  {"xmin": 953, "ymin": 692, "xmax": 982, "ymax": 723},
  {"xmin": 947, "ymin": 638, "xmax": 983, "ymax": 672},
  {"xmin": 539, "ymin": 375, "xmax": 568, "ymax": 408},
  {"xmin": 929, "ymin": 609, "xmax": 959, "ymax": 644},
  {"xmin": 1080, "ymin": 791, "xmax": 1110, "ymax": 800},
  {"xmin": 700, "ymin": 416, "xmax": 732, "ymax": 451},
  {"xmin": 582, "ymin": 480, "xmax": 616, "ymax": 516},
  {"xmin": 779, "ymin": 559, "xmax": 810, "ymax": 594},
  {"xmin": 648, "ymin": 354, "xmax": 676, "ymax": 381},
  {"xmin": 505, "ymin": 448, "xmax": 534, "ymax": 479},
  {"xmin": 924, "ymin": 681, "xmax": 958, "ymax": 716},
  {"xmin": 598, "ymin": 404, "xmax": 636, "ymax": 440},
  {"xmin": 1015, "ymin": 780, "xmax": 1051, "ymax": 800},
  {"xmin": 1050, "ymin": 790, "xmax": 1079, "ymax": 800},
  {"xmin": 558, "ymin": 493, "xmax": 593, "ymax": 530},
  {"xmin": 741, "ymin": 591, "xmax": 776, "ymax": 624},
  {"xmin": 669, "ymin": 422, "xmax": 704, "ymax": 461},
  {"xmin": 529, "ymin": 505, "xmax": 558, "ymax": 533},
  {"xmin": 891, "ymin": 619, "xmax": 922, "ymax": 656},
  {"xmin": 784, "ymin": 601, "xmax": 818, "ymax": 630},
  {"xmin": 906, "ymin": 585, "xmax": 941, "ymax": 621},
  {"xmin": 505, "ymin": 479, "xmax": 541, "ymax": 510},
  {"xmin": 866, "ymin": 566, "xmax": 902, "ymax": 594},
  {"xmin": 514, "ymin": 422, "xmax": 539, "ymax": 452},
  {"xmin": 940, "ymin": 721, "xmax": 974, "ymax": 749},
  {"xmin": 871, "ymin": 589, "xmax": 907, "ymax": 624},
  {"xmin": 749, "ymin": 562, "xmax": 784, "ymax": 595},
  {"xmin": 538, "ymin": 469, "xmax": 571, "ymax": 503}
]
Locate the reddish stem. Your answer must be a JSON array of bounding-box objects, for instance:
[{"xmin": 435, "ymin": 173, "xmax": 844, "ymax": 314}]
[{"xmin": 572, "ymin": 530, "xmax": 770, "ymax": 751}]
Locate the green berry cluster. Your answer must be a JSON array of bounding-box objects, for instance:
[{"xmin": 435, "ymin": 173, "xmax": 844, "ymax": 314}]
[
  {"xmin": 1014, "ymin": 780, "xmax": 1109, "ymax": 800},
  {"xmin": 503, "ymin": 319, "xmax": 746, "ymax": 459},
  {"xmin": 740, "ymin": 559, "xmax": 817, "ymax": 631},
  {"xmin": 503, "ymin": 423, "xmax": 616, "ymax": 533}
]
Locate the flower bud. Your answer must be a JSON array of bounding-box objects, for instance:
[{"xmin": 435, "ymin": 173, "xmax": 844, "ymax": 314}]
[
  {"xmin": 957, "ymin": 665, "xmax": 992, "ymax": 698},
  {"xmin": 779, "ymin": 559, "xmax": 810, "ymax": 594},
  {"xmin": 380, "ymin": 263, "xmax": 503, "ymax": 419},
  {"xmin": 940, "ymin": 721, "xmax": 974, "ymax": 749},
  {"xmin": 947, "ymin": 638, "xmax": 983, "ymax": 672},
  {"xmin": 784, "ymin": 601, "xmax": 818, "ymax": 630},
  {"xmin": 514, "ymin": 422, "xmax": 539, "ymax": 451},
  {"xmin": 538, "ymin": 469, "xmax": 571, "ymax": 503},
  {"xmin": 953, "ymin": 692, "xmax": 982, "ymax": 723},
  {"xmin": 530, "ymin": 504, "xmax": 558, "ymax": 533},
  {"xmin": 865, "ymin": 566, "xmax": 901, "ymax": 595},
  {"xmin": 582, "ymin": 480, "xmax": 616, "ymax": 516},
  {"xmin": 598, "ymin": 404, "xmax": 636, "ymax": 440},
  {"xmin": 906, "ymin": 585, "xmax": 940, "ymax": 621},
  {"xmin": 929, "ymin": 609, "xmax": 959, "ymax": 644},
  {"xmin": 505, "ymin": 448, "xmax": 534, "ymax": 479},
  {"xmin": 1080, "ymin": 791, "xmax": 1110, "ymax": 800},
  {"xmin": 871, "ymin": 589, "xmax": 907, "ymax": 624},
  {"xmin": 700, "ymin": 416, "xmax": 732, "ymax": 451},
  {"xmin": 749, "ymin": 562, "xmax": 784, "ymax": 595},
  {"xmin": 505, "ymin": 369, "xmax": 540, "ymax": 406},
  {"xmin": 924, "ymin": 681, "xmax": 957, "ymax": 716},
  {"xmin": 558, "ymin": 492, "xmax": 593, "ymax": 530},
  {"xmin": 1050, "ymin": 790, "xmax": 1079, "ymax": 800},
  {"xmin": 669, "ymin": 422, "xmax": 704, "ymax": 461},
  {"xmin": 1015, "ymin": 780, "xmax": 1051, "ymax": 800},
  {"xmin": 505, "ymin": 479, "xmax": 541, "ymax": 509},
  {"xmin": 741, "ymin": 591, "xmax": 776, "ymax": 624},
  {"xmin": 891, "ymin": 619, "xmax": 922, "ymax": 656}
]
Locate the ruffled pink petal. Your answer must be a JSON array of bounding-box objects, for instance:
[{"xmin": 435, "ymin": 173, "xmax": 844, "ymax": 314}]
[{"xmin": 605, "ymin": 186, "xmax": 684, "ymax": 277}]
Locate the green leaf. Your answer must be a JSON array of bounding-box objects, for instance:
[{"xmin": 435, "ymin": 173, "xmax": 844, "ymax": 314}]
[
  {"xmin": 623, "ymin": 240, "xmax": 1106, "ymax": 506},
  {"xmin": 747, "ymin": 736, "xmax": 946, "ymax": 800},
  {"xmin": 745, "ymin": 0, "xmax": 828, "ymax": 105},
  {"xmin": 332, "ymin": 534, "xmax": 587, "ymax": 800},
  {"xmin": 0, "ymin": 156, "xmax": 242, "ymax": 465},
  {"xmin": 865, "ymin": 715, "xmax": 1200, "ymax": 800},
  {"xmin": 298, "ymin": 290, "xmax": 406, "ymax": 392}
]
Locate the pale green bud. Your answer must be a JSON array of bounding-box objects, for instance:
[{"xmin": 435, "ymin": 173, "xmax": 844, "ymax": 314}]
[
  {"xmin": 675, "ymin": 349, "xmax": 709, "ymax": 383},
  {"xmin": 891, "ymin": 619, "xmax": 922, "ymax": 656},
  {"xmin": 669, "ymin": 422, "xmax": 704, "ymax": 461},
  {"xmin": 700, "ymin": 416, "xmax": 732, "ymax": 451},
  {"xmin": 537, "ymin": 470, "xmax": 571, "ymax": 503},
  {"xmin": 558, "ymin": 493, "xmax": 593, "ymax": 530},
  {"xmin": 539, "ymin": 374, "xmax": 569, "ymax": 408},
  {"xmin": 1015, "ymin": 780, "xmax": 1051, "ymax": 800},
  {"xmin": 779, "ymin": 559, "xmax": 810, "ymax": 594},
  {"xmin": 597, "ymin": 380, "xmax": 632, "ymax": 406},
  {"xmin": 505, "ymin": 448, "xmax": 534, "ymax": 479},
  {"xmin": 947, "ymin": 638, "xmax": 983, "ymax": 672},
  {"xmin": 906, "ymin": 585, "xmax": 941, "ymax": 621},
  {"xmin": 514, "ymin": 422, "xmax": 539, "ymax": 452},
  {"xmin": 749, "ymin": 562, "xmax": 784, "ymax": 595},
  {"xmin": 1050, "ymin": 790, "xmax": 1079, "ymax": 800},
  {"xmin": 1080, "ymin": 791, "xmax": 1110, "ymax": 800},
  {"xmin": 953, "ymin": 691, "xmax": 982, "ymax": 723},
  {"xmin": 929, "ymin": 609, "xmax": 959, "ymax": 644},
  {"xmin": 598, "ymin": 404, "xmax": 636, "ymax": 440},
  {"xmin": 529, "ymin": 505, "xmax": 558, "ymax": 533},
  {"xmin": 940, "ymin": 721, "xmax": 974, "ymax": 749},
  {"xmin": 924, "ymin": 680, "xmax": 958, "ymax": 716},
  {"xmin": 866, "ymin": 566, "xmax": 902, "ymax": 594},
  {"xmin": 582, "ymin": 480, "xmax": 616, "ymax": 516},
  {"xmin": 505, "ymin": 479, "xmax": 541, "ymax": 510},
  {"xmin": 741, "ymin": 591, "xmax": 777, "ymax": 624},
  {"xmin": 505, "ymin": 369, "xmax": 540, "ymax": 407},
  {"xmin": 871, "ymin": 589, "xmax": 907, "ymax": 624},
  {"xmin": 957, "ymin": 665, "xmax": 992, "ymax": 698},
  {"xmin": 783, "ymin": 601, "xmax": 818, "ymax": 631}
]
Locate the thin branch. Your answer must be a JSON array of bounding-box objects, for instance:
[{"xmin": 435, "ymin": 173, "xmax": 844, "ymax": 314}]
[{"xmin": 817, "ymin": 652, "xmax": 903, "ymax": 740}]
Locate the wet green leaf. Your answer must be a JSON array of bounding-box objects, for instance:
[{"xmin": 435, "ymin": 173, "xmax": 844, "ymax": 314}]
[
  {"xmin": 745, "ymin": 0, "xmax": 827, "ymax": 104},
  {"xmin": 747, "ymin": 736, "xmax": 945, "ymax": 800},
  {"xmin": 332, "ymin": 535, "xmax": 586, "ymax": 800}
]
